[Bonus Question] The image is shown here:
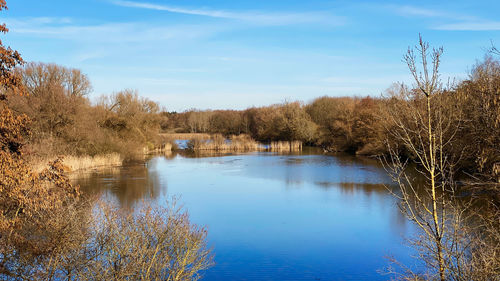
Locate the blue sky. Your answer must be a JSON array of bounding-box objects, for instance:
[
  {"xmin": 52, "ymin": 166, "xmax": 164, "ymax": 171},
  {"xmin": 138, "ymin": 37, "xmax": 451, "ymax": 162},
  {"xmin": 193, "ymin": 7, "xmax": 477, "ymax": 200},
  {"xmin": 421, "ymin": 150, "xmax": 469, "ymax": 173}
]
[{"xmin": 3, "ymin": 0, "xmax": 500, "ymax": 111}]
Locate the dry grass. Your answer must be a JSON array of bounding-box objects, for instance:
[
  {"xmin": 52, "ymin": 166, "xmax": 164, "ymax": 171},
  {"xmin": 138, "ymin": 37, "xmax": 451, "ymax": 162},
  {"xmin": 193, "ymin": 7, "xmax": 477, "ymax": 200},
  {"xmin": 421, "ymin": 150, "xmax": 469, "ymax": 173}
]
[
  {"xmin": 160, "ymin": 133, "xmax": 211, "ymax": 141},
  {"xmin": 188, "ymin": 134, "xmax": 263, "ymax": 151},
  {"xmin": 32, "ymin": 153, "xmax": 123, "ymax": 173},
  {"xmin": 188, "ymin": 134, "xmax": 303, "ymax": 152},
  {"xmin": 269, "ymin": 141, "xmax": 303, "ymax": 152},
  {"xmin": 145, "ymin": 142, "xmax": 175, "ymax": 154},
  {"xmin": 63, "ymin": 153, "xmax": 123, "ymax": 172}
]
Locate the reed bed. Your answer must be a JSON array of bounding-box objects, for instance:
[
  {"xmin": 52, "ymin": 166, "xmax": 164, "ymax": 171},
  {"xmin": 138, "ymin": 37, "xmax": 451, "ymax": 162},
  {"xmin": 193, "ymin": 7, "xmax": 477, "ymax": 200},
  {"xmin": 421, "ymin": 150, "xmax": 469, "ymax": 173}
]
[
  {"xmin": 145, "ymin": 142, "xmax": 175, "ymax": 154},
  {"xmin": 62, "ymin": 153, "xmax": 123, "ymax": 172},
  {"xmin": 269, "ymin": 141, "xmax": 303, "ymax": 152},
  {"xmin": 31, "ymin": 153, "xmax": 123, "ymax": 173},
  {"xmin": 160, "ymin": 133, "xmax": 211, "ymax": 141},
  {"xmin": 187, "ymin": 134, "xmax": 303, "ymax": 152},
  {"xmin": 188, "ymin": 134, "xmax": 264, "ymax": 151}
]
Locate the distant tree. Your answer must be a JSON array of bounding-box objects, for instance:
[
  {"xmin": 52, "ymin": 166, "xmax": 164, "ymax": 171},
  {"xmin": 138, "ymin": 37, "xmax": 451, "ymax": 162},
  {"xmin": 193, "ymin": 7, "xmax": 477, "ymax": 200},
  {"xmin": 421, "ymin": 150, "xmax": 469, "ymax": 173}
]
[
  {"xmin": 352, "ymin": 97, "xmax": 385, "ymax": 155},
  {"xmin": 10, "ymin": 63, "xmax": 92, "ymax": 140},
  {"xmin": 208, "ymin": 110, "xmax": 243, "ymax": 135},
  {"xmin": 187, "ymin": 110, "xmax": 212, "ymax": 133},
  {"xmin": 275, "ymin": 102, "xmax": 317, "ymax": 142},
  {"xmin": 453, "ymin": 57, "xmax": 500, "ymax": 182},
  {"xmin": 306, "ymin": 96, "xmax": 357, "ymax": 151},
  {"xmin": 98, "ymin": 89, "xmax": 162, "ymax": 154}
]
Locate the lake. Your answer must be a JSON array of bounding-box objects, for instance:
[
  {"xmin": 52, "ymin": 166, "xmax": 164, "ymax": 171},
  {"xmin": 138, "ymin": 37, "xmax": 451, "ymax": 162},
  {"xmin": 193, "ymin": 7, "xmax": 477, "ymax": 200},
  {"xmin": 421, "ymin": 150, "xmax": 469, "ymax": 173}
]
[{"xmin": 75, "ymin": 149, "xmax": 417, "ymax": 281}]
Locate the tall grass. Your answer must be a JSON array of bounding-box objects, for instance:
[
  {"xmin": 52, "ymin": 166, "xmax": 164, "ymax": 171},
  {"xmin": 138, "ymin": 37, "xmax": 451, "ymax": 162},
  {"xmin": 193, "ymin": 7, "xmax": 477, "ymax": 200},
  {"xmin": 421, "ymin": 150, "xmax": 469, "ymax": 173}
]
[
  {"xmin": 269, "ymin": 141, "xmax": 303, "ymax": 152},
  {"xmin": 31, "ymin": 153, "xmax": 123, "ymax": 173},
  {"xmin": 160, "ymin": 133, "xmax": 211, "ymax": 141},
  {"xmin": 187, "ymin": 134, "xmax": 303, "ymax": 152},
  {"xmin": 62, "ymin": 153, "xmax": 123, "ymax": 172},
  {"xmin": 188, "ymin": 134, "xmax": 262, "ymax": 151},
  {"xmin": 145, "ymin": 142, "xmax": 176, "ymax": 155}
]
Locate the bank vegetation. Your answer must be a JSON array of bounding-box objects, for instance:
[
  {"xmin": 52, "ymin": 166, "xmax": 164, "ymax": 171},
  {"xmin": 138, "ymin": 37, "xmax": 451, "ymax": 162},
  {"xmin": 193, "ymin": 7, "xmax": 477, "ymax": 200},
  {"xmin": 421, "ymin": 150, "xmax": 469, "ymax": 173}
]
[
  {"xmin": 4, "ymin": 52, "xmax": 498, "ymax": 182},
  {"xmin": 1, "ymin": 0, "xmax": 499, "ymax": 278},
  {"xmin": 0, "ymin": 2, "xmax": 214, "ymax": 280}
]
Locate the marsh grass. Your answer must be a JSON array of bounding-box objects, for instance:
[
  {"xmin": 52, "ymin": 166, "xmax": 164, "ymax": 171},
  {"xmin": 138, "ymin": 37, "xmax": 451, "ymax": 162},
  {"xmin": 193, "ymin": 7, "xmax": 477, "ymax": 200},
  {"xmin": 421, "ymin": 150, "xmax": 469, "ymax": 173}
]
[
  {"xmin": 269, "ymin": 140, "xmax": 303, "ymax": 152},
  {"xmin": 64, "ymin": 154, "xmax": 123, "ymax": 172},
  {"xmin": 31, "ymin": 153, "xmax": 123, "ymax": 173},
  {"xmin": 160, "ymin": 133, "xmax": 211, "ymax": 141},
  {"xmin": 187, "ymin": 134, "xmax": 260, "ymax": 151},
  {"xmin": 145, "ymin": 141, "xmax": 177, "ymax": 155},
  {"xmin": 186, "ymin": 134, "xmax": 303, "ymax": 152}
]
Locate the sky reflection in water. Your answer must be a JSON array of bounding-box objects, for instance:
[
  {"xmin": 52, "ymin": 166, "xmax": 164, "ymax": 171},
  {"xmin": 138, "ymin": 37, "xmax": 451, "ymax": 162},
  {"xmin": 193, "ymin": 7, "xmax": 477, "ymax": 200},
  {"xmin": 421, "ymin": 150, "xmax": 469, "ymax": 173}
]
[{"xmin": 77, "ymin": 151, "xmax": 417, "ymax": 281}]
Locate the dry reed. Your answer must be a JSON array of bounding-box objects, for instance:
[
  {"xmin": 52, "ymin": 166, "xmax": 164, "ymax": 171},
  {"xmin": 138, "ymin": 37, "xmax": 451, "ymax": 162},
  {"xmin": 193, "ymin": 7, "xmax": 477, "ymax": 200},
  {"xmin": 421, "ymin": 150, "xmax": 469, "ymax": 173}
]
[
  {"xmin": 145, "ymin": 142, "xmax": 175, "ymax": 155},
  {"xmin": 188, "ymin": 134, "xmax": 263, "ymax": 151},
  {"xmin": 269, "ymin": 141, "xmax": 303, "ymax": 152},
  {"xmin": 160, "ymin": 133, "xmax": 211, "ymax": 141},
  {"xmin": 62, "ymin": 153, "xmax": 123, "ymax": 172},
  {"xmin": 31, "ymin": 153, "xmax": 123, "ymax": 173},
  {"xmin": 188, "ymin": 134, "xmax": 303, "ymax": 152}
]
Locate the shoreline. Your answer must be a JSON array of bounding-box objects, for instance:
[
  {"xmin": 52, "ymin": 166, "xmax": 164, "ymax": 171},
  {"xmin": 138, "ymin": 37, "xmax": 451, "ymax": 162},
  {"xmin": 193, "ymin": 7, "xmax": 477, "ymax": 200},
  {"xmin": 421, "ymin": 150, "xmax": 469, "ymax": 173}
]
[{"xmin": 31, "ymin": 153, "xmax": 124, "ymax": 174}]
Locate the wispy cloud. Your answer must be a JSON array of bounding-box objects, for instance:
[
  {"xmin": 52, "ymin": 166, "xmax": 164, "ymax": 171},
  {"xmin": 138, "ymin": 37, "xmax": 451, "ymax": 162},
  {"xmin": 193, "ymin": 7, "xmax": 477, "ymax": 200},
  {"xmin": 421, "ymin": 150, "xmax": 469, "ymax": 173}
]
[
  {"xmin": 6, "ymin": 17, "xmax": 223, "ymax": 43},
  {"xmin": 389, "ymin": 5, "xmax": 500, "ymax": 31},
  {"xmin": 7, "ymin": 16, "xmax": 73, "ymax": 25},
  {"xmin": 395, "ymin": 6, "xmax": 446, "ymax": 18},
  {"xmin": 390, "ymin": 5, "xmax": 475, "ymax": 21},
  {"xmin": 111, "ymin": 0, "xmax": 344, "ymax": 26},
  {"xmin": 435, "ymin": 21, "xmax": 500, "ymax": 31}
]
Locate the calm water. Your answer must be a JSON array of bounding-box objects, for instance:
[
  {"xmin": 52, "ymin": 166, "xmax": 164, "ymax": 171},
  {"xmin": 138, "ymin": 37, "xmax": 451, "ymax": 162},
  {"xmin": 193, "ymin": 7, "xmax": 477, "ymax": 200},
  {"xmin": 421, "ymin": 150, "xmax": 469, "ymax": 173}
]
[{"xmin": 76, "ymin": 149, "xmax": 418, "ymax": 281}]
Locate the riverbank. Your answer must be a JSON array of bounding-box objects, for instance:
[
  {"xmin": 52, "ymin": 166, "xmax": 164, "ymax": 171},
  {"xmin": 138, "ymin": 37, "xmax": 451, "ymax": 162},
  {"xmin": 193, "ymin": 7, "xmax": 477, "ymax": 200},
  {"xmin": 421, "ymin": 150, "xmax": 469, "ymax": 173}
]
[{"xmin": 31, "ymin": 153, "xmax": 124, "ymax": 173}]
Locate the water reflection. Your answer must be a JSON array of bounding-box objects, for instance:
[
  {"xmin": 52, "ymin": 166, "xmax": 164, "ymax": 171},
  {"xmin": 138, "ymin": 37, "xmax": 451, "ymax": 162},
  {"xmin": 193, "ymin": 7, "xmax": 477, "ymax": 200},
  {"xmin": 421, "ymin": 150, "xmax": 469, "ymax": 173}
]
[
  {"xmin": 76, "ymin": 149, "xmax": 417, "ymax": 281},
  {"xmin": 74, "ymin": 164, "xmax": 164, "ymax": 207}
]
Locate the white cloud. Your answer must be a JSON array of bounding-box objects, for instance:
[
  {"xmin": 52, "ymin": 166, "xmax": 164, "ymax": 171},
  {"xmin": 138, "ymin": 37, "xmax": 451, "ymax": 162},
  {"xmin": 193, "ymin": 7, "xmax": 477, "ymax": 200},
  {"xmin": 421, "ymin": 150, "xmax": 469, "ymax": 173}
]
[
  {"xmin": 9, "ymin": 17, "xmax": 73, "ymax": 25},
  {"xmin": 390, "ymin": 5, "xmax": 474, "ymax": 21},
  {"xmin": 395, "ymin": 6, "xmax": 445, "ymax": 18},
  {"xmin": 6, "ymin": 18, "xmax": 223, "ymax": 43},
  {"xmin": 388, "ymin": 5, "xmax": 500, "ymax": 31},
  {"xmin": 111, "ymin": 0, "xmax": 344, "ymax": 26},
  {"xmin": 434, "ymin": 21, "xmax": 500, "ymax": 31}
]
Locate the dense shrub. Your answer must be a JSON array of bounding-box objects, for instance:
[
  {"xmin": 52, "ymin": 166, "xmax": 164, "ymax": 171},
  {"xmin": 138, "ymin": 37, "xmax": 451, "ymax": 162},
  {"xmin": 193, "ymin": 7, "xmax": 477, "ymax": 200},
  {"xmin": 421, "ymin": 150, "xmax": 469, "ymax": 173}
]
[{"xmin": 8, "ymin": 65, "xmax": 164, "ymax": 159}]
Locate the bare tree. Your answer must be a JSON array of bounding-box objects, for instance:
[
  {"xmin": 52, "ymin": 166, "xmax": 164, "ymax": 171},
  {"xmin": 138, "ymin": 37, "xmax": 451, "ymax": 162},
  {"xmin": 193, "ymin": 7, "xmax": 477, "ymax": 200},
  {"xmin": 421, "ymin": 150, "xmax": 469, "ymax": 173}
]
[
  {"xmin": 382, "ymin": 35, "xmax": 458, "ymax": 281},
  {"xmin": 382, "ymin": 35, "xmax": 500, "ymax": 281},
  {"xmin": 489, "ymin": 41, "xmax": 500, "ymax": 56}
]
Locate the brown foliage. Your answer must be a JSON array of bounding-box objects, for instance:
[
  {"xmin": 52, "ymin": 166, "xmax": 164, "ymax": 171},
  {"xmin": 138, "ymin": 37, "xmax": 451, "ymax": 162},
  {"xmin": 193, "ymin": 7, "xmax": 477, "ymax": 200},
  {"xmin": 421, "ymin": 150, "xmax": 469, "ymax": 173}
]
[
  {"xmin": 8, "ymin": 66, "xmax": 164, "ymax": 158},
  {"xmin": 382, "ymin": 36, "xmax": 500, "ymax": 281},
  {"xmin": 244, "ymin": 102, "xmax": 317, "ymax": 142},
  {"xmin": 453, "ymin": 57, "xmax": 500, "ymax": 182},
  {"xmin": 1, "ymin": 6, "xmax": 212, "ymax": 280},
  {"xmin": 0, "ymin": 3, "xmax": 81, "ymax": 278},
  {"xmin": 0, "ymin": 2, "xmax": 23, "ymax": 99},
  {"xmin": 82, "ymin": 200, "xmax": 214, "ymax": 281},
  {"xmin": 306, "ymin": 96, "xmax": 386, "ymax": 154}
]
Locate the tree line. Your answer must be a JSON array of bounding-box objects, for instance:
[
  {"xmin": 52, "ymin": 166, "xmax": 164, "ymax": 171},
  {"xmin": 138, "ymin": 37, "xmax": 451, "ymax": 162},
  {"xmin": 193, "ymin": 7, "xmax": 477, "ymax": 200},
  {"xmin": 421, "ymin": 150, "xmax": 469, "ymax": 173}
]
[
  {"xmin": 3, "ymin": 55, "xmax": 498, "ymax": 181},
  {"xmin": 162, "ymin": 58, "xmax": 499, "ymax": 182}
]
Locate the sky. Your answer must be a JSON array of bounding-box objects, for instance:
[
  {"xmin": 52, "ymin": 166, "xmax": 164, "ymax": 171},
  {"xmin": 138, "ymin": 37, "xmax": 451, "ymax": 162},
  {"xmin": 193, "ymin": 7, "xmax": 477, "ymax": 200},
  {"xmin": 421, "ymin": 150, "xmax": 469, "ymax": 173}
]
[{"xmin": 2, "ymin": 0, "xmax": 500, "ymax": 111}]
